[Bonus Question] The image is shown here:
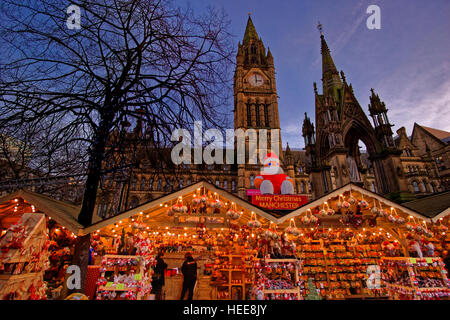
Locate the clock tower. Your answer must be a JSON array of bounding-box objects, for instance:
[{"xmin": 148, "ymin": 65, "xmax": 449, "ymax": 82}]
[
  {"xmin": 234, "ymin": 15, "xmax": 281, "ymax": 132},
  {"xmin": 234, "ymin": 15, "xmax": 285, "ymax": 198}
]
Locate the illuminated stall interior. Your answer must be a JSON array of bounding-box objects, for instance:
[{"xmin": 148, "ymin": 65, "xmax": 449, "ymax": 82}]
[
  {"xmin": 0, "ymin": 182, "xmax": 449, "ymax": 300},
  {"xmin": 83, "ymin": 181, "xmax": 450, "ymax": 300},
  {"xmin": 0, "ymin": 190, "xmax": 82, "ymax": 300}
]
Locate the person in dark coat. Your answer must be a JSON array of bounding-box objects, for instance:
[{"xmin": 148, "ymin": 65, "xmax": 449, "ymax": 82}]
[
  {"xmin": 180, "ymin": 252, "xmax": 197, "ymax": 300},
  {"xmin": 152, "ymin": 252, "xmax": 167, "ymax": 300}
]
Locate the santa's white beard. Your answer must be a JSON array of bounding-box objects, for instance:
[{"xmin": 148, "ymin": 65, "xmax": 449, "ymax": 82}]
[{"xmin": 263, "ymin": 166, "xmax": 283, "ymax": 175}]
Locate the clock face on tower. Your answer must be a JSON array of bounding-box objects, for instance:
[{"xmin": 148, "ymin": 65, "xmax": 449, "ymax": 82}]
[{"xmin": 248, "ymin": 72, "xmax": 264, "ymax": 87}]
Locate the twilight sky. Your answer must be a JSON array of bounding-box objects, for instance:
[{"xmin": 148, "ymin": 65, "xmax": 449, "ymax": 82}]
[{"xmin": 188, "ymin": 0, "xmax": 450, "ymax": 149}]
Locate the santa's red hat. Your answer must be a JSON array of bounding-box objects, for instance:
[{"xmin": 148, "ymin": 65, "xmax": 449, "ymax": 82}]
[{"xmin": 263, "ymin": 152, "xmax": 279, "ymax": 164}]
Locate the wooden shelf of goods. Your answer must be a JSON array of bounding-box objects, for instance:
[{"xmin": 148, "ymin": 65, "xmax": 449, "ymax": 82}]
[
  {"xmin": 0, "ymin": 213, "xmax": 49, "ymax": 300},
  {"xmin": 214, "ymin": 253, "xmax": 257, "ymax": 300},
  {"xmin": 380, "ymin": 257, "xmax": 450, "ymax": 300},
  {"xmin": 96, "ymin": 255, "xmax": 153, "ymax": 300},
  {"xmin": 298, "ymin": 239, "xmax": 388, "ymax": 300},
  {"xmin": 262, "ymin": 259, "xmax": 302, "ymax": 300}
]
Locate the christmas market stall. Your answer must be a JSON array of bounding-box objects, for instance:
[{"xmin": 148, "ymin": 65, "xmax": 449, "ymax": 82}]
[
  {"xmin": 0, "ymin": 189, "xmax": 83, "ymax": 299},
  {"xmin": 277, "ymin": 183, "xmax": 450, "ymax": 300},
  {"xmin": 80, "ymin": 181, "xmax": 450, "ymax": 300},
  {"xmin": 0, "ymin": 181, "xmax": 449, "ymax": 301},
  {"xmin": 81, "ymin": 181, "xmax": 286, "ymax": 300}
]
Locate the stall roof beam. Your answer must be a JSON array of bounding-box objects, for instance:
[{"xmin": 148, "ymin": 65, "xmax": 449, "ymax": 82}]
[{"xmin": 278, "ymin": 183, "xmax": 433, "ymax": 224}]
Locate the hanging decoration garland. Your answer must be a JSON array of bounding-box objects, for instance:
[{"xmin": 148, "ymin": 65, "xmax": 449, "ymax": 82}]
[
  {"xmin": 347, "ymin": 190, "xmax": 356, "ymax": 206},
  {"xmin": 247, "ymin": 212, "xmax": 262, "ymax": 228},
  {"xmin": 226, "ymin": 203, "xmax": 242, "ymax": 220},
  {"xmin": 285, "ymin": 219, "xmax": 300, "ymax": 236},
  {"xmin": 308, "ymin": 209, "xmax": 319, "ymax": 224},
  {"xmin": 371, "ymin": 199, "xmax": 379, "ymax": 215},
  {"xmin": 325, "ymin": 202, "xmax": 335, "ymax": 216},
  {"xmin": 207, "ymin": 193, "xmax": 223, "ymax": 209},
  {"xmin": 192, "ymin": 193, "xmax": 202, "ymax": 206},
  {"xmin": 340, "ymin": 195, "xmax": 350, "ymax": 209},
  {"xmin": 167, "ymin": 197, "xmax": 187, "ymax": 216},
  {"xmin": 358, "ymin": 194, "xmax": 369, "ymax": 209}
]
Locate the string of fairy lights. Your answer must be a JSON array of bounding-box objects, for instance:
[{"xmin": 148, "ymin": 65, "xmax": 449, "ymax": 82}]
[{"xmin": 4, "ymin": 187, "xmax": 448, "ymax": 244}]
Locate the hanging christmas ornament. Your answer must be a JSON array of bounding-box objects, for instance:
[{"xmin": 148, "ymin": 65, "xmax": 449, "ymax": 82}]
[
  {"xmin": 337, "ymin": 195, "xmax": 343, "ymax": 209},
  {"xmin": 348, "ymin": 191, "xmax": 356, "ymax": 205},
  {"xmin": 342, "ymin": 199, "xmax": 350, "ymax": 209},
  {"xmin": 247, "ymin": 212, "xmax": 262, "ymax": 228},
  {"xmin": 301, "ymin": 215, "xmax": 311, "ymax": 224},
  {"xmin": 226, "ymin": 204, "xmax": 241, "ymax": 220},
  {"xmin": 170, "ymin": 198, "xmax": 187, "ymax": 214},
  {"xmin": 387, "ymin": 215, "xmax": 397, "ymax": 223},
  {"xmin": 405, "ymin": 223, "xmax": 414, "ymax": 231},
  {"xmin": 325, "ymin": 202, "xmax": 335, "ymax": 216},
  {"xmin": 310, "ymin": 215, "xmax": 319, "ymax": 224},
  {"xmin": 396, "ymin": 216, "xmax": 405, "ymax": 224},
  {"xmin": 359, "ymin": 194, "xmax": 369, "ymax": 209},
  {"xmin": 425, "ymin": 231, "xmax": 434, "ymax": 238},
  {"xmin": 371, "ymin": 200, "xmax": 379, "ymax": 215},
  {"xmin": 378, "ymin": 208, "xmax": 388, "ymax": 218},
  {"xmin": 285, "ymin": 219, "xmax": 300, "ymax": 236},
  {"xmin": 415, "ymin": 225, "xmax": 425, "ymax": 234},
  {"xmin": 192, "ymin": 194, "xmax": 201, "ymax": 206},
  {"xmin": 319, "ymin": 205, "xmax": 327, "ymax": 217}
]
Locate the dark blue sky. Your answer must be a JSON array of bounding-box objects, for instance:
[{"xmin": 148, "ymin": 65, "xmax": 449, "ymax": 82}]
[{"xmin": 188, "ymin": 0, "xmax": 450, "ymax": 149}]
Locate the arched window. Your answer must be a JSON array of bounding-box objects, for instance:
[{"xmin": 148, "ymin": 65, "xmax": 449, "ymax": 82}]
[
  {"xmin": 131, "ymin": 178, "xmax": 137, "ymax": 190},
  {"xmin": 298, "ymin": 166, "xmax": 303, "ymax": 174},
  {"xmin": 164, "ymin": 180, "xmax": 171, "ymax": 191},
  {"xmin": 97, "ymin": 203, "xmax": 107, "ymax": 218},
  {"xmin": 140, "ymin": 177, "xmax": 146, "ymax": 191},
  {"xmin": 223, "ymin": 180, "xmax": 228, "ymax": 190},
  {"xmin": 264, "ymin": 104, "xmax": 270, "ymax": 127},
  {"xmin": 179, "ymin": 179, "xmax": 183, "ymax": 189},
  {"xmin": 412, "ymin": 181, "xmax": 419, "ymax": 193},
  {"xmin": 157, "ymin": 179, "xmax": 162, "ymax": 191},
  {"xmin": 255, "ymin": 104, "xmax": 260, "ymax": 127},
  {"xmin": 371, "ymin": 183, "xmax": 376, "ymax": 192},
  {"xmin": 247, "ymin": 103, "xmax": 252, "ymax": 127},
  {"xmin": 250, "ymin": 175, "xmax": 255, "ymax": 188},
  {"xmin": 149, "ymin": 178, "xmax": 154, "ymax": 190},
  {"xmin": 422, "ymin": 181, "xmax": 428, "ymax": 192},
  {"xmin": 215, "ymin": 180, "xmax": 220, "ymax": 187},
  {"xmin": 232, "ymin": 180, "xmax": 236, "ymax": 192},
  {"xmin": 430, "ymin": 183, "xmax": 436, "ymax": 193},
  {"xmin": 300, "ymin": 181, "xmax": 306, "ymax": 193}
]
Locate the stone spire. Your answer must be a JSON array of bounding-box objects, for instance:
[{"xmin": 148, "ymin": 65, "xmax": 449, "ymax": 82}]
[
  {"xmin": 318, "ymin": 26, "xmax": 342, "ymax": 95},
  {"xmin": 243, "ymin": 15, "xmax": 259, "ymax": 44}
]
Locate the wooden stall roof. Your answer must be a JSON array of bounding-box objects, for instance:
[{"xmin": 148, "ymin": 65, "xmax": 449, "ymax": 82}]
[
  {"xmin": 0, "ymin": 189, "xmax": 83, "ymax": 234},
  {"xmin": 1, "ymin": 181, "xmax": 443, "ymax": 237},
  {"xmin": 80, "ymin": 181, "xmax": 279, "ymax": 236},
  {"xmin": 278, "ymin": 183, "xmax": 435, "ymax": 225},
  {"xmin": 402, "ymin": 191, "xmax": 450, "ymax": 222}
]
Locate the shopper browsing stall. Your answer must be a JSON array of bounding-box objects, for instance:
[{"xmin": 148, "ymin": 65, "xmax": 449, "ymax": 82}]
[
  {"xmin": 180, "ymin": 252, "xmax": 197, "ymax": 300},
  {"xmin": 152, "ymin": 252, "xmax": 168, "ymax": 300}
]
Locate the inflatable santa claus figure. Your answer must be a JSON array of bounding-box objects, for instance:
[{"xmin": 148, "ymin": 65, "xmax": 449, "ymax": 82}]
[{"xmin": 254, "ymin": 152, "xmax": 295, "ymax": 195}]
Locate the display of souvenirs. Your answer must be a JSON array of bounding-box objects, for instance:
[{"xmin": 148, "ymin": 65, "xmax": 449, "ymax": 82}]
[
  {"xmin": 0, "ymin": 213, "xmax": 50, "ymax": 300},
  {"xmin": 380, "ymin": 257, "xmax": 450, "ymax": 300},
  {"xmin": 253, "ymin": 259, "xmax": 303, "ymax": 300},
  {"xmin": 96, "ymin": 255, "xmax": 154, "ymax": 300}
]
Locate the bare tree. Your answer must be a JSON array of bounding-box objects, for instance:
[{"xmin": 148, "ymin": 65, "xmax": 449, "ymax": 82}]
[{"xmin": 0, "ymin": 0, "xmax": 234, "ymax": 292}]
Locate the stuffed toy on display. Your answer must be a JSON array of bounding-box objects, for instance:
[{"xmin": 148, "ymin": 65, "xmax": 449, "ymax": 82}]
[
  {"xmin": 410, "ymin": 240, "xmax": 423, "ymax": 258},
  {"xmin": 254, "ymin": 152, "xmax": 294, "ymax": 195}
]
